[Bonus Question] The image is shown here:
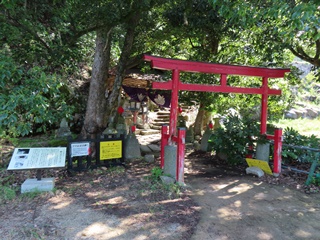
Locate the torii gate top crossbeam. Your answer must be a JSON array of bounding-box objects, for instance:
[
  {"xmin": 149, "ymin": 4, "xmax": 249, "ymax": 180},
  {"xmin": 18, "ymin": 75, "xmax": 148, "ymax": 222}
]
[{"xmin": 143, "ymin": 54, "xmax": 290, "ymax": 78}]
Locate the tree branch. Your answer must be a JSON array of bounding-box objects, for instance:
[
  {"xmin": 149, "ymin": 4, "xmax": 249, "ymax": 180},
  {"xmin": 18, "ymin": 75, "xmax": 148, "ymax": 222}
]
[
  {"xmin": 289, "ymin": 45, "xmax": 320, "ymax": 67},
  {"xmin": 314, "ymin": 38, "xmax": 320, "ymax": 60},
  {"xmin": 5, "ymin": 12, "xmax": 52, "ymax": 54}
]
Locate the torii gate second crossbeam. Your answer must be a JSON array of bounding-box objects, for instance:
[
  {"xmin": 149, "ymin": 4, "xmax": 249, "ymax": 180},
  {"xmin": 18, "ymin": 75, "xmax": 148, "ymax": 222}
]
[{"xmin": 143, "ymin": 54, "xmax": 290, "ymax": 181}]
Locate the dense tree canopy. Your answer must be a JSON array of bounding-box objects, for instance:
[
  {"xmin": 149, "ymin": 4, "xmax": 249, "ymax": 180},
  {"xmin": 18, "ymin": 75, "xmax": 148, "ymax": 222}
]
[
  {"xmin": 0, "ymin": 0, "xmax": 317, "ymax": 137},
  {"xmin": 211, "ymin": 0, "xmax": 320, "ymax": 68}
]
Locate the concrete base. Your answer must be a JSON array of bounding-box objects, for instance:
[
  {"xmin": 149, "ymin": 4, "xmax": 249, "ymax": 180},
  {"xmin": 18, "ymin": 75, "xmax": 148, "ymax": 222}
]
[
  {"xmin": 164, "ymin": 145, "xmax": 177, "ymax": 179},
  {"xmin": 256, "ymin": 143, "xmax": 270, "ymax": 162},
  {"xmin": 21, "ymin": 178, "xmax": 55, "ymax": 193}
]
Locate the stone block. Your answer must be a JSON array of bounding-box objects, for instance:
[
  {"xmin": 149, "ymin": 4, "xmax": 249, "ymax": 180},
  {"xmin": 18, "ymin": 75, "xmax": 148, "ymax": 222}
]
[
  {"xmin": 124, "ymin": 134, "xmax": 141, "ymax": 159},
  {"xmin": 148, "ymin": 144, "xmax": 161, "ymax": 152},
  {"xmin": 164, "ymin": 145, "xmax": 177, "ymax": 179},
  {"xmin": 160, "ymin": 175, "xmax": 175, "ymax": 185},
  {"xmin": 140, "ymin": 145, "xmax": 152, "ymax": 154},
  {"xmin": 144, "ymin": 154, "xmax": 155, "ymax": 163},
  {"xmin": 21, "ymin": 178, "xmax": 55, "ymax": 193},
  {"xmin": 246, "ymin": 167, "xmax": 264, "ymax": 178},
  {"xmin": 200, "ymin": 129, "xmax": 213, "ymax": 152}
]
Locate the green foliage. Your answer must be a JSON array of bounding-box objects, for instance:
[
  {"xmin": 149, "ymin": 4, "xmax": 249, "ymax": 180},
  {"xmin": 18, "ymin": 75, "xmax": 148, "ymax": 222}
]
[
  {"xmin": 150, "ymin": 167, "xmax": 163, "ymax": 182},
  {"xmin": 0, "ymin": 171, "xmax": 17, "ymax": 204},
  {"xmin": 0, "ymin": 54, "xmax": 75, "ymax": 137},
  {"xmin": 311, "ymin": 174, "xmax": 320, "ymax": 186},
  {"xmin": 146, "ymin": 167, "xmax": 182, "ymax": 199},
  {"xmin": 295, "ymin": 72, "xmax": 320, "ymax": 106},
  {"xmin": 210, "ymin": 0, "xmax": 320, "ymax": 70},
  {"xmin": 21, "ymin": 190, "xmax": 42, "ymax": 199},
  {"xmin": 282, "ymin": 127, "xmax": 320, "ymax": 164},
  {"xmin": 210, "ymin": 114, "xmax": 260, "ymax": 165},
  {"xmin": 0, "ymin": 185, "xmax": 16, "ymax": 204}
]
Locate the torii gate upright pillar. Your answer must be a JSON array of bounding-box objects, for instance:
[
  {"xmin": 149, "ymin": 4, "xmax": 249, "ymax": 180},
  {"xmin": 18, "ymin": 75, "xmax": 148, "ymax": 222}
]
[{"xmin": 169, "ymin": 69, "xmax": 180, "ymax": 139}]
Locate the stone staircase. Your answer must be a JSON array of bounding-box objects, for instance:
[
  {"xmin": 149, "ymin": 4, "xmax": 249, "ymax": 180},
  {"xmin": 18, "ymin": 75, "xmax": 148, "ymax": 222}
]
[
  {"xmin": 136, "ymin": 110, "xmax": 170, "ymax": 135},
  {"xmin": 137, "ymin": 103, "xmax": 197, "ymax": 135},
  {"xmin": 150, "ymin": 110, "xmax": 170, "ymax": 130}
]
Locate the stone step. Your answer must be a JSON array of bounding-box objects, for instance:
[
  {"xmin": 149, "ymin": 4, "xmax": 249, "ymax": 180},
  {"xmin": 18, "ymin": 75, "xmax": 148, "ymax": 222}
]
[
  {"xmin": 157, "ymin": 111, "xmax": 170, "ymax": 116},
  {"xmin": 152, "ymin": 121, "xmax": 168, "ymax": 126},
  {"xmin": 155, "ymin": 115, "xmax": 170, "ymax": 121},
  {"xmin": 140, "ymin": 129, "xmax": 160, "ymax": 135},
  {"xmin": 150, "ymin": 125, "xmax": 162, "ymax": 130}
]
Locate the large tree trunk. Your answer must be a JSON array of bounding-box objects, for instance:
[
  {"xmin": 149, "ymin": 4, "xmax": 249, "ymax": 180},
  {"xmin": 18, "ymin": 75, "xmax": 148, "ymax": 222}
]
[
  {"xmin": 105, "ymin": 13, "xmax": 141, "ymax": 121},
  {"xmin": 81, "ymin": 12, "xmax": 141, "ymax": 138},
  {"xmin": 82, "ymin": 28, "xmax": 112, "ymax": 138}
]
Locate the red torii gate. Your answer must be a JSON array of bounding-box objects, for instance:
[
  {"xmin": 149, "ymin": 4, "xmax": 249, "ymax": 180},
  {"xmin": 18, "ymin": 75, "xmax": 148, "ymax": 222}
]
[{"xmin": 143, "ymin": 54, "xmax": 290, "ymax": 181}]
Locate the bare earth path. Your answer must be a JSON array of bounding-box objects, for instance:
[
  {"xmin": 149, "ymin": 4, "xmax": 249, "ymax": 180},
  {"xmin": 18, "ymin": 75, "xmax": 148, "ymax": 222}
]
[
  {"xmin": 1, "ymin": 142, "xmax": 320, "ymax": 239},
  {"xmin": 185, "ymin": 155, "xmax": 320, "ymax": 240}
]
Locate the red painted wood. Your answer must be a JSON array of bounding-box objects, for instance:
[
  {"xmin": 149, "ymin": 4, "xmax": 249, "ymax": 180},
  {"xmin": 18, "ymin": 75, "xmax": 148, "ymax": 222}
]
[
  {"xmin": 144, "ymin": 54, "xmax": 290, "ymax": 78},
  {"xmin": 260, "ymin": 77, "xmax": 269, "ymax": 134},
  {"xmin": 220, "ymin": 74, "xmax": 227, "ymax": 86},
  {"xmin": 176, "ymin": 128, "xmax": 186, "ymax": 183},
  {"xmin": 153, "ymin": 81, "xmax": 281, "ymax": 95},
  {"xmin": 150, "ymin": 80, "xmax": 269, "ymax": 96},
  {"xmin": 273, "ymin": 128, "xmax": 283, "ymax": 175},
  {"xmin": 169, "ymin": 69, "xmax": 180, "ymax": 138},
  {"xmin": 160, "ymin": 125, "xmax": 169, "ymax": 169}
]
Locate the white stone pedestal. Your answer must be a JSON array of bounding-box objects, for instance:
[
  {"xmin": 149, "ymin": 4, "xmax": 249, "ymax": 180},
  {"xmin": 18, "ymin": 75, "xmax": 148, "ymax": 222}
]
[{"xmin": 21, "ymin": 178, "xmax": 55, "ymax": 193}]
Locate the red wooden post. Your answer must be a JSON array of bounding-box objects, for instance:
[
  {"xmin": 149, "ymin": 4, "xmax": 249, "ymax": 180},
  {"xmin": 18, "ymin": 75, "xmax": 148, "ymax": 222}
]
[
  {"xmin": 160, "ymin": 125, "xmax": 169, "ymax": 169},
  {"xmin": 176, "ymin": 128, "xmax": 186, "ymax": 183},
  {"xmin": 260, "ymin": 77, "xmax": 269, "ymax": 135},
  {"xmin": 169, "ymin": 69, "xmax": 180, "ymax": 141},
  {"xmin": 273, "ymin": 128, "xmax": 283, "ymax": 175}
]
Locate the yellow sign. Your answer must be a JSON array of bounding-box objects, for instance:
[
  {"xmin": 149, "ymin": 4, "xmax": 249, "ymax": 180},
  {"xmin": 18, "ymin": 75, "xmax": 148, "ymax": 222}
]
[
  {"xmin": 100, "ymin": 141, "xmax": 122, "ymax": 160},
  {"xmin": 246, "ymin": 158, "xmax": 273, "ymax": 175}
]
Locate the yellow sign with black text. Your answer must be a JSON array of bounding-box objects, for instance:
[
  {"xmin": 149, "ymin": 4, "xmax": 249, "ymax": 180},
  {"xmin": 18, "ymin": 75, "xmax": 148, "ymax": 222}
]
[
  {"xmin": 100, "ymin": 140, "xmax": 122, "ymax": 160},
  {"xmin": 246, "ymin": 158, "xmax": 273, "ymax": 175}
]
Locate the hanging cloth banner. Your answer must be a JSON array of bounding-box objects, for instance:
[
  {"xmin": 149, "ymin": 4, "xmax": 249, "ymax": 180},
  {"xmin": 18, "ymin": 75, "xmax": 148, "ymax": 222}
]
[
  {"xmin": 147, "ymin": 89, "xmax": 171, "ymax": 108},
  {"xmin": 122, "ymin": 85, "xmax": 171, "ymax": 108},
  {"xmin": 122, "ymin": 85, "xmax": 148, "ymax": 102}
]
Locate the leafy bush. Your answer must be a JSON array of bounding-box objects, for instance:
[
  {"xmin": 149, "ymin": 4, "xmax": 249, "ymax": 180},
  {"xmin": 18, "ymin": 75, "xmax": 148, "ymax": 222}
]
[
  {"xmin": 150, "ymin": 167, "xmax": 163, "ymax": 182},
  {"xmin": 0, "ymin": 185, "xmax": 16, "ymax": 203},
  {"xmin": 210, "ymin": 114, "xmax": 260, "ymax": 165},
  {"xmin": 282, "ymin": 127, "xmax": 320, "ymax": 164},
  {"xmin": 0, "ymin": 54, "xmax": 75, "ymax": 137}
]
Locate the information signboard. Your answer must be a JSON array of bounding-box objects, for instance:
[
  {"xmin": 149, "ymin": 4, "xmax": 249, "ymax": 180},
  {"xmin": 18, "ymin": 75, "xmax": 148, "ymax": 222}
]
[
  {"xmin": 100, "ymin": 140, "xmax": 122, "ymax": 160},
  {"xmin": 70, "ymin": 142, "xmax": 90, "ymax": 157},
  {"xmin": 7, "ymin": 147, "xmax": 66, "ymax": 170}
]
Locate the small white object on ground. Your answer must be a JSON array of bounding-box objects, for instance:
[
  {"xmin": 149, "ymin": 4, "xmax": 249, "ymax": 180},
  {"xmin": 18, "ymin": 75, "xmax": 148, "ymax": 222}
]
[{"xmin": 246, "ymin": 166, "xmax": 264, "ymax": 177}]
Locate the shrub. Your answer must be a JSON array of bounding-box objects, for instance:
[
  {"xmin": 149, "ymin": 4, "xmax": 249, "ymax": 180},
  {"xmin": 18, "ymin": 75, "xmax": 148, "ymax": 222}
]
[
  {"xmin": 210, "ymin": 114, "xmax": 259, "ymax": 165},
  {"xmin": 0, "ymin": 54, "xmax": 75, "ymax": 137},
  {"xmin": 282, "ymin": 127, "xmax": 320, "ymax": 164}
]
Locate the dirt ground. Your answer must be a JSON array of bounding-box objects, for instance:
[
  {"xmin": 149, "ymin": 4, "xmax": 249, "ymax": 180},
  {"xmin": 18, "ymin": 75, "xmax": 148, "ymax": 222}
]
[{"xmin": 1, "ymin": 146, "xmax": 320, "ymax": 240}]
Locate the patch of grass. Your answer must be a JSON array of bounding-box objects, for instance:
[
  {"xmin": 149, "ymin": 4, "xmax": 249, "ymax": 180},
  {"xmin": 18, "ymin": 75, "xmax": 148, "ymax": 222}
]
[
  {"xmin": 271, "ymin": 118, "xmax": 320, "ymax": 137},
  {"xmin": 106, "ymin": 166, "xmax": 125, "ymax": 174},
  {"xmin": 21, "ymin": 190, "xmax": 42, "ymax": 199},
  {"xmin": 0, "ymin": 185, "xmax": 17, "ymax": 203},
  {"xmin": 20, "ymin": 227, "xmax": 44, "ymax": 240},
  {"xmin": 142, "ymin": 167, "xmax": 183, "ymax": 199}
]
